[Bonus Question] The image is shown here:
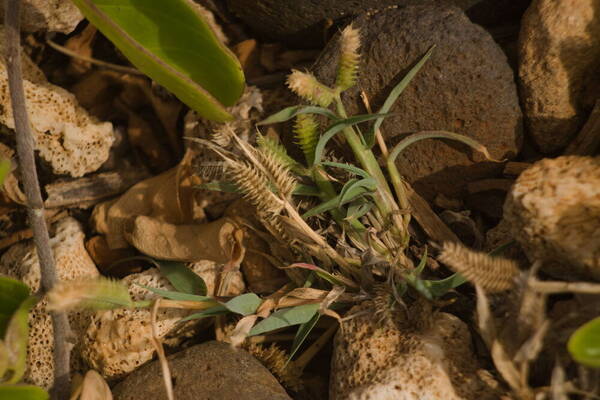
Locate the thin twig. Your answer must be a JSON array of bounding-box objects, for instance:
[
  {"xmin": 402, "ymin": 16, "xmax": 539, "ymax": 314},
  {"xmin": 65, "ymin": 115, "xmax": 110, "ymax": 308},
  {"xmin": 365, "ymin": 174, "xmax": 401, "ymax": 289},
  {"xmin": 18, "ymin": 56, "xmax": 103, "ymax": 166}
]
[
  {"xmin": 151, "ymin": 299, "xmax": 175, "ymax": 400},
  {"xmin": 360, "ymin": 91, "xmax": 388, "ymax": 157},
  {"xmin": 529, "ymin": 280, "xmax": 600, "ymax": 295},
  {"xmin": 4, "ymin": 1, "xmax": 71, "ymax": 398},
  {"xmin": 45, "ymin": 38, "xmax": 144, "ymax": 75}
]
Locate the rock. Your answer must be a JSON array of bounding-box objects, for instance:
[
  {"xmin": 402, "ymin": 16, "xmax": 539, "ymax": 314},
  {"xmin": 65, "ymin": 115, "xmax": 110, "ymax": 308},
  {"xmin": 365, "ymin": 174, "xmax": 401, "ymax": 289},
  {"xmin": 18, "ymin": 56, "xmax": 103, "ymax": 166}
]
[
  {"xmin": 0, "ymin": 217, "xmax": 100, "ymax": 389},
  {"xmin": 82, "ymin": 262, "xmax": 245, "ymax": 380},
  {"xmin": 312, "ymin": 5, "xmax": 523, "ymax": 201},
  {"xmin": 504, "ymin": 156, "xmax": 600, "ymax": 281},
  {"xmin": 0, "ymin": 33, "xmax": 115, "ymax": 177},
  {"xmin": 226, "ymin": 0, "xmax": 480, "ymax": 48},
  {"xmin": 330, "ymin": 300, "xmax": 506, "ymax": 399},
  {"xmin": 112, "ymin": 341, "xmax": 291, "ymax": 400},
  {"xmin": 0, "ymin": 0, "xmax": 83, "ymax": 33},
  {"xmin": 519, "ymin": 0, "xmax": 600, "ymax": 153}
]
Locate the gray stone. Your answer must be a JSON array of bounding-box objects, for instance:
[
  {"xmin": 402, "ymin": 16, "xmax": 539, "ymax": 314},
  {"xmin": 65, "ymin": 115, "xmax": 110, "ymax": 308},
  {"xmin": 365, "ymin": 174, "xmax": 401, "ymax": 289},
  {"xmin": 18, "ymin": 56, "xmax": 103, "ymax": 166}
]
[
  {"xmin": 0, "ymin": 0, "xmax": 83, "ymax": 33},
  {"xmin": 226, "ymin": 0, "xmax": 480, "ymax": 48},
  {"xmin": 518, "ymin": 0, "xmax": 600, "ymax": 153},
  {"xmin": 112, "ymin": 341, "xmax": 291, "ymax": 400},
  {"xmin": 312, "ymin": 5, "xmax": 523, "ymax": 200}
]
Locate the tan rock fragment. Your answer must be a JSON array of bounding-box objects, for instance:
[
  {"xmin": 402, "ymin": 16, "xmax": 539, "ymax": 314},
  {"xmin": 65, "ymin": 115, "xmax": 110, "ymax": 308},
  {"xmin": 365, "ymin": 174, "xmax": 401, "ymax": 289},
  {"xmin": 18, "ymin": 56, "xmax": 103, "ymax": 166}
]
[
  {"xmin": 0, "ymin": 38, "xmax": 114, "ymax": 177},
  {"xmin": 0, "ymin": 0, "xmax": 83, "ymax": 33},
  {"xmin": 0, "ymin": 217, "xmax": 100, "ymax": 389},
  {"xmin": 519, "ymin": 0, "xmax": 600, "ymax": 153},
  {"xmin": 504, "ymin": 156, "xmax": 600, "ymax": 280},
  {"xmin": 330, "ymin": 301, "xmax": 506, "ymax": 400},
  {"xmin": 82, "ymin": 261, "xmax": 244, "ymax": 379}
]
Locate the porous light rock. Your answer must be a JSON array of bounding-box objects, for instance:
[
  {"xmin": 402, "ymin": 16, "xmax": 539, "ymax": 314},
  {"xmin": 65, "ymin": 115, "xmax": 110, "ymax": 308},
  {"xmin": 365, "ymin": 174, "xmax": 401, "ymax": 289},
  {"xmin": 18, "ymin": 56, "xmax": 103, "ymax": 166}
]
[
  {"xmin": 330, "ymin": 301, "xmax": 505, "ymax": 399},
  {"xmin": 519, "ymin": 0, "xmax": 600, "ymax": 153},
  {"xmin": 0, "ymin": 217, "xmax": 100, "ymax": 389},
  {"xmin": 504, "ymin": 156, "xmax": 600, "ymax": 280},
  {"xmin": 0, "ymin": 39, "xmax": 114, "ymax": 177},
  {"xmin": 82, "ymin": 261, "xmax": 245, "ymax": 380},
  {"xmin": 0, "ymin": 0, "xmax": 83, "ymax": 33}
]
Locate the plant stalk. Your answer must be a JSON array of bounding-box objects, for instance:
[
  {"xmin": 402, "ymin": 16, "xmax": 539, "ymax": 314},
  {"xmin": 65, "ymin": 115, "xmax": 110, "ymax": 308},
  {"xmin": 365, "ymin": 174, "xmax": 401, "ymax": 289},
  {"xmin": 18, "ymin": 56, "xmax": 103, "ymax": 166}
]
[{"xmin": 4, "ymin": 1, "xmax": 71, "ymax": 397}]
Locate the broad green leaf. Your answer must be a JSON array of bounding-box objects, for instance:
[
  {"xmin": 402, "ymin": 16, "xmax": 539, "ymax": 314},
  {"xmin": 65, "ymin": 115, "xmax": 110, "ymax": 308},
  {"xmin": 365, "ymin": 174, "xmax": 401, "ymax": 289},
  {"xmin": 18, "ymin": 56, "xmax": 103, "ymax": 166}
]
[
  {"xmin": 287, "ymin": 312, "xmax": 320, "ymax": 364},
  {"xmin": 223, "ymin": 293, "xmax": 261, "ymax": 316},
  {"xmin": 338, "ymin": 178, "xmax": 377, "ymax": 207},
  {"xmin": 568, "ymin": 317, "xmax": 600, "ymax": 367},
  {"xmin": 158, "ymin": 261, "xmax": 207, "ymax": 296},
  {"xmin": 5, "ymin": 296, "xmax": 37, "ymax": 384},
  {"xmin": 71, "ymin": 0, "xmax": 244, "ymax": 121},
  {"xmin": 0, "ymin": 385, "xmax": 49, "ymax": 400},
  {"xmin": 249, "ymin": 303, "xmax": 321, "ymax": 336},
  {"xmin": 313, "ymin": 114, "xmax": 389, "ymax": 165},
  {"xmin": 0, "ymin": 159, "xmax": 10, "ymax": 186},
  {"xmin": 257, "ymin": 105, "xmax": 337, "ymax": 125},
  {"xmin": 366, "ymin": 45, "xmax": 435, "ymax": 147},
  {"xmin": 0, "ymin": 277, "xmax": 29, "ymax": 338},
  {"xmin": 138, "ymin": 285, "xmax": 215, "ymax": 303},
  {"xmin": 0, "ymin": 341, "xmax": 8, "ymax": 378},
  {"xmin": 321, "ymin": 162, "xmax": 371, "ymax": 179},
  {"xmin": 178, "ymin": 305, "xmax": 229, "ymax": 322}
]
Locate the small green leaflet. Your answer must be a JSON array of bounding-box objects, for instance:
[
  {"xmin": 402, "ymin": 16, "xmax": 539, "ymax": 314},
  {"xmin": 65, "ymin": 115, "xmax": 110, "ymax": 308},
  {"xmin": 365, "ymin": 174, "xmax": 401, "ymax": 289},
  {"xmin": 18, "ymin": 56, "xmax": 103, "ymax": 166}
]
[
  {"xmin": 0, "ymin": 277, "xmax": 30, "ymax": 338},
  {"xmin": 223, "ymin": 293, "xmax": 261, "ymax": 316},
  {"xmin": 4, "ymin": 296, "xmax": 38, "ymax": 384},
  {"xmin": 158, "ymin": 261, "xmax": 207, "ymax": 296},
  {"xmin": 568, "ymin": 317, "xmax": 600, "ymax": 367},
  {"xmin": 70, "ymin": 0, "xmax": 244, "ymax": 121},
  {"xmin": 249, "ymin": 303, "xmax": 321, "ymax": 336},
  {"xmin": 257, "ymin": 105, "xmax": 337, "ymax": 125}
]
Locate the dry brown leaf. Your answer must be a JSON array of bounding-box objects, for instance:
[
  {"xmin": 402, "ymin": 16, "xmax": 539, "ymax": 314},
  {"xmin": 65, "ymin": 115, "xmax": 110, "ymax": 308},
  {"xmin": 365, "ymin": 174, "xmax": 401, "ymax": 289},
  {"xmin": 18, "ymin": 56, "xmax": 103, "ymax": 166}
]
[
  {"xmin": 92, "ymin": 151, "xmax": 203, "ymax": 249},
  {"xmin": 78, "ymin": 370, "xmax": 112, "ymax": 400},
  {"xmin": 64, "ymin": 24, "xmax": 97, "ymax": 75},
  {"xmin": 229, "ymin": 315, "xmax": 259, "ymax": 348},
  {"xmin": 125, "ymin": 216, "xmax": 245, "ymax": 264}
]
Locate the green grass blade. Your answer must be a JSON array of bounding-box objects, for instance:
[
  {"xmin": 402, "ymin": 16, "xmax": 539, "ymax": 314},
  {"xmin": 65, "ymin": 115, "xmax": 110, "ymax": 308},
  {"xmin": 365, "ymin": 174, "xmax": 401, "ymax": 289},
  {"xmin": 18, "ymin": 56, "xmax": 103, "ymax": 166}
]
[
  {"xmin": 286, "ymin": 312, "xmax": 320, "ymax": 365},
  {"xmin": 367, "ymin": 45, "xmax": 435, "ymax": 147},
  {"xmin": 158, "ymin": 261, "xmax": 207, "ymax": 296},
  {"xmin": 321, "ymin": 161, "xmax": 371, "ymax": 178},
  {"xmin": 257, "ymin": 105, "xmax": 338, "ymax": 125}
]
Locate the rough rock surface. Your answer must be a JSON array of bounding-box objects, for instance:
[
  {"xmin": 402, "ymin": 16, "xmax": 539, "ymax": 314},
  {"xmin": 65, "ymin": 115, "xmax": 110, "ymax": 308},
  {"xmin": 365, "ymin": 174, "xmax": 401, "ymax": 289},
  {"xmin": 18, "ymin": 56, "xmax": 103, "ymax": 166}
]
[
  {"xmin": 504, "ymin": 156, "xmax": 600, "ymax": 281},
  {"xmin": 0, "ymin": 40, "xmax": 115, "ymax": 177},
  {"xmin": 0, "ymin": 0, "xmax": 83, "ymax": 33},
  {"xmin": 82, "ymin": 262, "xmax": 245, "ymax": 379},
  {"xmin": 519, "ymin": 0, "xmax": 600, "ymax": 153},
  {"xmin": 0, "ymin": 217, "xmax": 100, "ymax": 389},
  {"xmin": 330, "ymin": 301, "xmax": 505, "ymax": 399},
  {"xmin": 112, "ymin": 341, "xmax": 291, "ymax": 400},
  {"xmin": 312, "ymin": 5, "xmax": 523, "ymax": 200},
  {"xmin": 227, "ymin": 0, "xmax": 480, "ymax": 48}
]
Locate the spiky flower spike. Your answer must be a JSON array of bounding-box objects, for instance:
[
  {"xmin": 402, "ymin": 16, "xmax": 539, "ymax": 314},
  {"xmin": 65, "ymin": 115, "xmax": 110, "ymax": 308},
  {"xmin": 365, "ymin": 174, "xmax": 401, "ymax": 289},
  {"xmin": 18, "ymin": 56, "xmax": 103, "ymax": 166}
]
[
  {"xmin": 294, "ymin": 114, "xmax": 319, "ymax": 166},
  {"xmin": 336, "ymin": 24, "xmax": 360, "ymax": 91},
  {"xmin": 287, "ymin": 70, "xmax": 335, "ymax": 107},
  {"xmin": 47, "ymin": 277, "xmax": 133, "ymax": 311},
  {"xmin": 438, "ymin": 242, "xmax": 520, "ymax": 293}
]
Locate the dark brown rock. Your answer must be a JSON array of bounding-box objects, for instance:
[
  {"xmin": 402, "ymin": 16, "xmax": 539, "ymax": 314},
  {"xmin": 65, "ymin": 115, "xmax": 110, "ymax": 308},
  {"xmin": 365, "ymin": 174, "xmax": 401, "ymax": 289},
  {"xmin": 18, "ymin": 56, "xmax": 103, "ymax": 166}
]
[
  {"xmin": 226, "ymin": 0, "xmax": 480, "ymax": 48},
  {"xmin": 112, "ymin": 341, "xmax": 291, "ymax": 400},
  {"xmin": 312, "ymin": 5, "xmax": 523, "ymax": 201}
]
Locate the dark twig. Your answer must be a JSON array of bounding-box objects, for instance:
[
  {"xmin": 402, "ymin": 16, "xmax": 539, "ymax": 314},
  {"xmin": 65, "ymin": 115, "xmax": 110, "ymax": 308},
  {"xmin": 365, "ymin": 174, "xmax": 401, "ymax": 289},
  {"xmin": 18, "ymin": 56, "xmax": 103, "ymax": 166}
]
[{"xmin": 4, "ymin": 0, "xmax": 71, "ymax": 398}]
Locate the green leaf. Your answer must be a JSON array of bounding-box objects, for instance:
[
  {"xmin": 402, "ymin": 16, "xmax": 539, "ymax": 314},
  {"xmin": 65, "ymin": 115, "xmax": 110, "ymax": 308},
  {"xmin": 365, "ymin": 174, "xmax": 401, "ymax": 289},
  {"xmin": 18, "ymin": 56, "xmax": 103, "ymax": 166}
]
[
  {"xmin": 178, "ymin": 305, "xmax": 229, "ymax": 322},
  {"xmin": 0, "ymin": 159, "xmax": 10, "ymax": 187},
  {"xmin": 568, "ymin": 317, "xmax": 600, "ymax": 368},
  {"xmin": 223, "ymin": 293, "xmax": 261, "ymax": 316},
  {"xmin": 425, "ymin": 273, "xmax": 467, "ymax": 298},
  {"xmin": 249, "ymin": 303, "xmax": 321, "ymax": 336},
  {"xmin": 0, "ymin": 341, "xmax": 8, "ymax": 379},
  {"xmin": 345, "ymin": 200, "xmax": 373, "ymax": 222},
  {"xmin": 321, "ymin": 162, "xmax": 371, "ymax": 179},
  {"xmin": 366, "ymin": 45, "xmax": 435, "ymax": 147},
  {"xmin": 158, "ymin": 261, "xmax": 207, "ymax": 296},
  {"xmin": 5, "ymin": 296, "xmax": 37, "ymax": 384},
  {"xmin": 313, "ymin": 114, "xmax": 389, "ymax": 165},
  {"xmin": 337, "ymin": 178, "xmax": 377, "ymax": 207},
  {"xmin": 283, "ymin": 263, "xmax": 358, "ymax": 289},
  {"xmin": 293, "ymin": 184, "xmax": 321, "ymax": 197},
  {"xmin": 0, "ymin": 385, "xmax": 49, "ymax": 400},
  {"xmin": 70, "ymin": 0, "xmax": 244, "ymax": 121},
  {"xmin": 138, "ymin": 285, "xmax": 215, "ymax": 303},
  {"xmin": 414, "ymin": 248, "xmax": 428, "ymax": 277},
  {"xmin": 287, "ymin": 312, "xmax": 320, "ymax": 365},
  {"xmin": 0, "ymin": 277, "xmax": 30, "ymax": 338},
  {"xmin": 257, "ymin": 105, "xmax": 337, "ymax": 126}
]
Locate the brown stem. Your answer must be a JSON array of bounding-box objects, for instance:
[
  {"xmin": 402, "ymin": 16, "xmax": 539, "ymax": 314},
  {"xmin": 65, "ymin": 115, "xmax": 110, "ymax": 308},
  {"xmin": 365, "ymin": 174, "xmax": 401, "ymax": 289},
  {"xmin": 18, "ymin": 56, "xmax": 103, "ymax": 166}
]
[{"xmin": 4, "ymin": 1, "xmax": 71, "ymax": 398}]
